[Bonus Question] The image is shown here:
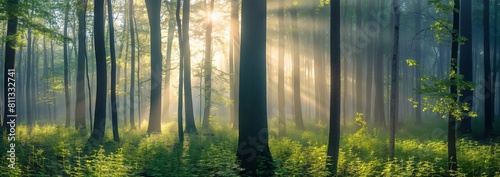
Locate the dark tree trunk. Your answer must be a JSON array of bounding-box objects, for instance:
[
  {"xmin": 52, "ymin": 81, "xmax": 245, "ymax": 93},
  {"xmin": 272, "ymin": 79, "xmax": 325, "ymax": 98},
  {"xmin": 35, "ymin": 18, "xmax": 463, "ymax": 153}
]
[
  {"xmin": 107, "ymin": 0, "xmax": 119, "ymax": 141},
  {"xmin": 374, "ymin": 0, "xmax": 386, "ymax": 128},
  {"xmin": 129, "ymin": 0, "xmax": 136, "ymax": 129},
  {"xmin": 146, "ymin": 0, "xmax": 163, "ymax": 134},
  {"xmin": 26, "ymin": 27, "xmax": 33, "ymax": 130},
  {"xmin": 75, "ymin": 0, "xmax": 88, "ymax": 131},
  {"xmin": 448, "ymin": 0, "xmax": 460, "ymax": 172},
  {"xmin": 135, "ymin": 17, "xmax": 142, "ymax": 127},
  {"xmin": 202, "ymin": 0, "xmax": 215, "ymax": 130},
  {"xmin": 237, "ymin": 0, "xmax": 273, "ymax": 175},
  {"xmin": 389, "ymin": 0, "xmax": 400, "ymax": 160},
  {"xmin": 327, "ymin": 0, "xmax": 341, "ymax": 174},
  {"xmin": 277, "ymin": 0, "xmax": 285, "ymax": 135},
  {"xmin": 484, "ymin": 0, "xmax": 494, "ymax": 135},
  {"xmin": 176, "ymin": 0, "xmax": 184, "ymax": 141},
  {"xmin": 458, "ymin": 0, "xmax": 473, "ymax": 134},
  {"xmin": 290, "ymin": 7, "xmax": 304, "ymax": 130},
  {"xmin": 2, "ymin": 0, "xmax": 19, "ymax": 130},
  {"xmin": 183, "ymin": 0, "xmax": 198, "ymax": 133},
  {"xmin": 89, "ymin": 0, "xmax": 107, "ymax": 144},
  {"xmin": 63, "ymin": 1, "xmax": 71, "ymax": 128},
  {"xmin": 414, "ymin": 0, "xmax": 422, "ymax": 124},
  {"xmin": 355, "ymin": 0, "xmax": 364, "ymax": 116}
]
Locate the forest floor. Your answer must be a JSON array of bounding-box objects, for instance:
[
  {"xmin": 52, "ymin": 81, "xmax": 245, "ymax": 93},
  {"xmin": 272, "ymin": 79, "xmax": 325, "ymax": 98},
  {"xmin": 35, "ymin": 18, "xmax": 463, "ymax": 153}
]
[{"xmin": 1, "ymin": 117, "xmax": 499, "ymax": 176}]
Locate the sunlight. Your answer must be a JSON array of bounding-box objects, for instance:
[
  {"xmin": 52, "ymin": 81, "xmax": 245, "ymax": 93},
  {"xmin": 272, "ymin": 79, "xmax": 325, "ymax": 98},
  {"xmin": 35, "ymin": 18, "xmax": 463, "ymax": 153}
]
[{"xmin": 210, "ymin": 12, "xmax": 221, "ymax": 22}]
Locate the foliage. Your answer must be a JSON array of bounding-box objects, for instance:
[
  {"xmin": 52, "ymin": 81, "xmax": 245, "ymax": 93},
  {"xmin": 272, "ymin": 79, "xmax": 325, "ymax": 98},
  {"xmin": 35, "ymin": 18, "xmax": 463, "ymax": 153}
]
[
  {"xmin": 1, "ymin": 120, "xmax": 499, "ymax": 176},
  {"xmin": 407, "ymin": 59, "xmax": 477, "ymax": 120}
]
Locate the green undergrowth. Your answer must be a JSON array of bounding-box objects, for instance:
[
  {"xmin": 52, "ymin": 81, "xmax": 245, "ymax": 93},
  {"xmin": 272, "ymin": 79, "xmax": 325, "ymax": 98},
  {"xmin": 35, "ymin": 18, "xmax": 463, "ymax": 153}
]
[{"xmin": 1, "ymin": 118, "xmax": 499, "ymax": 176}]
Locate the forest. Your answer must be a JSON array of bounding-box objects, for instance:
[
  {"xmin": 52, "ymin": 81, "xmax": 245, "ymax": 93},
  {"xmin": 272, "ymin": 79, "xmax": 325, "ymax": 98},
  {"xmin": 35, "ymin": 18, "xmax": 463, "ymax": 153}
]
[{"xmin": 1, "ymin": 0, "xmax": 500, "ymax": 176}]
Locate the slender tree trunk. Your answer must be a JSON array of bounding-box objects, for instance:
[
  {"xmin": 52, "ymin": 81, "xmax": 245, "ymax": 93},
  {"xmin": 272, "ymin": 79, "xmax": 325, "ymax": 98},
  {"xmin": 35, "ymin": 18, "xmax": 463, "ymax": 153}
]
[
  {"xmin": 134, "ymin": 17, "xmax": 141, "ymax": 127},
  {"xmin": 26, "ymin": 27, "xmax": 33, "ymax": 130},
  {"xmin": 89, "ymin": 0, "xmax": 107, "ymax": 144},
  {"xmin": 146, "ymin": 0, "xmax": 162, "ymax": 134},
  {"xmin": 458, "ymin": 0, "xmax": 473, "ymax": 134},
  {"xmin": 63, "ymin": 1, "xmax": 71, "ymax": 128},
  {"xmin": 183, "ymin": 0, "xmax": 198, "ymax": 133},
  {"xmin": 290, "ymin": 7, "xmax": 304, "ymax": 130},
  {"xmin": 202, "ymin": 0, "xmax": 215, "ymax": 130},
  {"xmin": 389, "ymin": 0, "xmax": 400, "ymax": 160},
  {"xmin": 129, "ymin": 0, "xmax": 136, "ymax": 129},
  {"xmin": 414, "ymin": 0, "xmax": 422, "ymax": 124},
  {"xmin": 2, "ymin": 0, "xmax": 19, "ymax": 131},
  {"xmin": 355, "ymin": 0, "xmax": 364, "ymax": 116},
  {"xmin": 107, "ymin": 0, "xmax": 119, "ymax": 141},
  {"xmin": 176, "ymin": 0, "xmax": 184, "ymax": 141},
  {"xmin": 163, "ymin": 2, "xmax": 175, "ymax": 123},
  {"xmin": 277, "ymin": 0, "xmax": 285, "ymax": 135},
  {"xmin": 484, "ymin": 0, "xmax": 494, "ymax": 135},
  {"xmin": 75, "ymin": 0, "xmax": 88, "ymax": 131},
  {"xmin": 232, "ymin": 0, "xmax": 240, "ymax": 130},
  {"xmin": 448, "ymin": 0, "xmax": 460, "ymax": 172},
  {"xmin": 327, "ymin": 0, "xmax": 341, "ymax": 174}
]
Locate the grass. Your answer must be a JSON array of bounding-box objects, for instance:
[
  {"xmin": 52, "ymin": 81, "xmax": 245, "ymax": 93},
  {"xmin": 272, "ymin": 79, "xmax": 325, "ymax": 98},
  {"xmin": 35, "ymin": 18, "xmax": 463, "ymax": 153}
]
[{"xmin": 1, "ymin": 117, "xmax": 499, "ymax": 176}]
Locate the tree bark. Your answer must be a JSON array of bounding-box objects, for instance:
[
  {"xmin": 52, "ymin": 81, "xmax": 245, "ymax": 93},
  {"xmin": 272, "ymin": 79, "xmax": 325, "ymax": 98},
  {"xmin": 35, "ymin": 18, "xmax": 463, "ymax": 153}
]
[
  {"xmin": 389, "ymin": 0, "xmax": 400, "ymax": 160},
  {"xmin": 129, "ymin": 0, "xmax": 136, "ymax": 129},
  {"xmin": 146, "ymin": 0, "xmax": 163, "ymax": 134},
  {"xmin": 202, "ymin": 0, "xmax": 215, "ymax": 130},
  {"xmin": 458, "ymin": 0, "xmax": 473, "ymax": 133},
  {"xmin": 75, "ymin": 0, "xmax": 88, "ymax": 131},
  {"xmin": 176, "ymin": 0, "xmax": 184, "ymax": 141},
  {"xmin": 448, "ymin": 0, "xmax": 460, "ymax": 172},
  {"xmin": 183, "ymin": 0, "xmax": 198, "ymax": 133},
  {"xmin": 107, "ymin": 0, "xmax": 119, "ymax": 141},
  {"xmin": 2, "ymin": 0, "xmax": 19, "ymax": 130}
]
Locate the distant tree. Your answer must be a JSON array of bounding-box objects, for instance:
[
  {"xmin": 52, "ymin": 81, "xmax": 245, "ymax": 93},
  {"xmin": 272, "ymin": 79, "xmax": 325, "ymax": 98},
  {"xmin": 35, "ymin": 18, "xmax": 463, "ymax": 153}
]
[
  {"xmin": 413, "ymin": 0, "xmax": 422, "ymax": 125},
  {"xmin": 26, "ymin": 26, "xmax": 33, "ymax": 130},
  {"xmin": 129, "ymin": 0, "xmax": 136, "ymax": 129},
  {"xmin": 327, "ymin": 0, "xmax": 341, "ymax": 174},
  {"xmin": 389, "ymin": 0, "xmax": 400, "ymax": 160},
  {"xmin": 458, "ymin": 0, "xmax": 473, "ymax": 134},
  {"xmin": 236, "ymin": 0, "xmax": 273, "ymax": 175},
  {"xmin": 146, "ymin": 0, "xmax": 162, "ymax": 134},
  {"xmin": 230, "ymin": 0, "xmax": 240, "ymax": 130},
  {"xmin": 75, "ymin": 0, "xmax": 88, "ymax": 131},
  {"xmin": 162, "ymin": 0, "xmax": 175, "ymax": 123},
  {"xmin": 89, "ymin": 0, "xmax": 107, "ymax": 144},
  {"xmin": 277, "ymin": 0, "xmax": 285, "ymax": 136},
  {"xmin": 484, "ymin": 0, "xmax": 494, "ymax": 135},
  {"xmin": 374, "ymin": 0, "xmax": 386, "ymax": 128},
  {"xmin": 202, "ymin": 0, "xmax": 215, "ymax": 130},
  {"xmin": 183, "ymin": 0, "xmax": 197, "ymax": 133},
  {"xmin": 290, "ymin": 5, "xmax": 304, "ymax": 130},
  {"xmin": 64, "ymin": 0, "xmax": 71, "ymax": 128},
  {"xmin": 108, "ymin": 0, "xmax": 119, "ymax": 141}
]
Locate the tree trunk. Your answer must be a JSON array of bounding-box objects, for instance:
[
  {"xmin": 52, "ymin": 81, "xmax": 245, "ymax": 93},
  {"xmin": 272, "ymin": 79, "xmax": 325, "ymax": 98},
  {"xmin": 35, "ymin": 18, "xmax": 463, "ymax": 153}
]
[
  {"xmin": 277, "ymin": 0, "xmax": 285, "ymax": 135},
  {"xmin": 237, "ymin": 0, "xmax": 273, "ymax": 174},
  {"xmin": 176, "ymin": 0, "xmax": 184, "ymax": 141},
  {"xmin": 202, "ymin": 0, "xmax": 215, "ymax": 130},
  {"xmin": 389, "ymin": 0, "xmax": 400, "ymax": 160},
  {"xmin": 327, "ymin": 0, "xmax": 341, "ymax": 174},
  {"xmin": 183, "ymin": 0, "xmax": 198, "ymax": 133},
  {"xmin": 484, "ymin": 0, "xmax": 494, "ymax": 135},
  {"xmin": 63, "ymin": 1, "xmax": 71, "ymax": 128},
  {"xmin": 26, "ymin": 27, "xmax": 33, "ymax": 130},
  {"xmin": 89, "ymin": 0, "xmax": 107, "ymax": 144},
  {"xmin": 75, "ymin": 0, "xmax": 88, "ymax": 131},
  {"xmin": 374, "ymin": 0, "xmax": 386, "ymax": 128},
  {"xmin": 162, "ymin": 1, "xmax": 175, "ymax": 123},
  {"xmin": 146, "ymin": 0, "xmax": 163, "ymax": 134},
  {"xmin": 414, "ymin": 0, "xmax": 422, "ymax": 124},
  {"xmin": 448, "ymin": 0, "xmax": 460, "ymax": 172},
  {"xmin": 458, "ymin": 0, "xmax": 473, "ymax": 134},
  {"xmin": 290, "ymin": 7, "xmax": 304, "ymax": 130},
  {"xmin": 129, "ymin": 0, "xmax": 136, "ymax": 129},
  {"xmin": 232, "ymin": 0, "xmax": 240, "ymax": 130},
  {"xmin": 2, "ymin": 0, "xmax": 19, "ymax": 130},
  {"xmin": 107, "ymin": 0, "xmax": 119, "ymax": 141}
]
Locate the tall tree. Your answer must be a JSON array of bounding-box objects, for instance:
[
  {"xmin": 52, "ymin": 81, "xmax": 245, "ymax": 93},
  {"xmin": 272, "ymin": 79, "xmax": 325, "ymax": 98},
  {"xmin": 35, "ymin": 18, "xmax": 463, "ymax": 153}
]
[
  {"xmin": 237, "ymin": 0, "xmax": 273, "ymax": 175},
  {"xmin": 2, "ymin": 0, "xmax": 19, "ymax": 129},
  {"xmin": 230, "ymin": 0, "xmax": 240, "ymax": 130},
  {"xmin": 413, "ymin": 0, "xmax": 422, "ymax": 124},
  {"xmin": 129, "ymin": 0, "xmax": 136, "ymax": 129},
  {"xmin": 108, "ymin": 0, "xmax": 119, "ymax": 141},
  {"xmin": 277, "ymin": 0, "xmax": 285, "ymax": 135},
  {"xmin": 183, "ymin": 0, "xmax": 197, "ymax": 133},
  {"xmin": 327, "ymin": 0, "xmax": 341, "ymax": 174},
  {"xmin": 162, "ymin": 1, "xmax": 175, "ymax": 122},
  {"xmin": 176, "ymin": 0, "xmax": 184, "ymax": 141},
  {"xmin": 202, "ymin": 0, "xmax": 215, "ymax": 129},
  {"xmin": 374, "ymin": 0, "xmax": 386, "ymax": 127},
  {"xmin": 26, "ymin": 27, "xmax": 33, "ymax": 130},
  {"xmin": 146, "ymin": 0, "xmax": 163, "ymax": 134},
  {"xmin": 63, "ymin": 0, "xmax": 71, "ymax": 128},
  {"xmin": 484, "ymin": 0, "xmax": 494, "ymax": 135},
  {"xmin": 448, "ymin": 0, "xmax": 460, "ymax": 171},
  {"xmin": 389, "ymin": 0, "xmax": 400, "ymax": 160},
  {"xmin": 75, "ymin": 0, "xmax": 88, "ymax": 131},
  {"xmin": 89, "ymin": 0, "xmax": 107, "ymax": 144},
  {"xmin": 290, "ymin": 5, "xmax": 304, "ymax": 130},
  {"xmin": 458, "ymin": 0, "xmax": 473, "ymax": 133}
]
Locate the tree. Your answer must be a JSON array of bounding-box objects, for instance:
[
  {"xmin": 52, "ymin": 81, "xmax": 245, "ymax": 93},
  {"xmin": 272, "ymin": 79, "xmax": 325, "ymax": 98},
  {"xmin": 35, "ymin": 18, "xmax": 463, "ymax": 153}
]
[
  {"xmin": 448, "ymin": 0, "xmax": 460, "ymax": 171},
  {"xmin": 374, "ymin": 0, "xmax": 386, "ymax": 128},
  {"xmin": 389, "ymin": 0, "xmax": 400, "ymax": 160},
  {"xmin": 327, "ymin": 0, "xmax": 341, "ymax": 174},
  {"xmin": 413, "ymin": 0, "xmax": 422, "ymax": 125},
  {"xmin": 484, "ymin": 0, "xmax": 494, "ymax": 135},
  {"xmin": 75, "ymin": 0, "xmax": 88, "ymax": 131},
  {"xmin": 63, "ymin": 0, "xmax": 71, "ymax": 128},
  {"xmin": 26, "ymin": 26, "xmax": 33, "ymax": 130},
  {"xmin": 176, "ymin": 0, "xmax": 184, "ymax": 141},
  {"xmin": 202, "ymin": 0, "xmax": 215, "ymax": 130},
  {"xmin": 290, "ymin": 5, "xmax": 304, "ymax": 131},
  {"xmin": 230, "ymin": 0, "xmax": 240, "ymax": 130},
  {"xmin": 277, "ymin": 0, "xmax": 285, "ymax": 136},
  {"xmin": 162, "ymin": 0, "xmax": 175, "ymax": 123},
  {"xmin": 2, "ymin": 0, "xmax": 20, "ymax": 129},
  {"xmin": 236, "ymin": 0, "xmax": 273, "ymax": 175},
  {"xmin": 183, "ymin": 0, "xmax": 197, "ymax": 133},
  {"xmin": 146, "ymin": 0, "xmax": 162, "ymax": 134},
  {"xmin": 89, "ymin": 0, "xmax": 107, "ymax": 144},
  {"xmin": 458, "ymin": 0, "xmax": 473, "ymax": 134},
  {"xmin": 129, "ymin": 0, "xmax": 136, "ymax": 129},
  {"xmin": 108, "ymin": 0, "xmax": 119, "ymax": 141}
]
